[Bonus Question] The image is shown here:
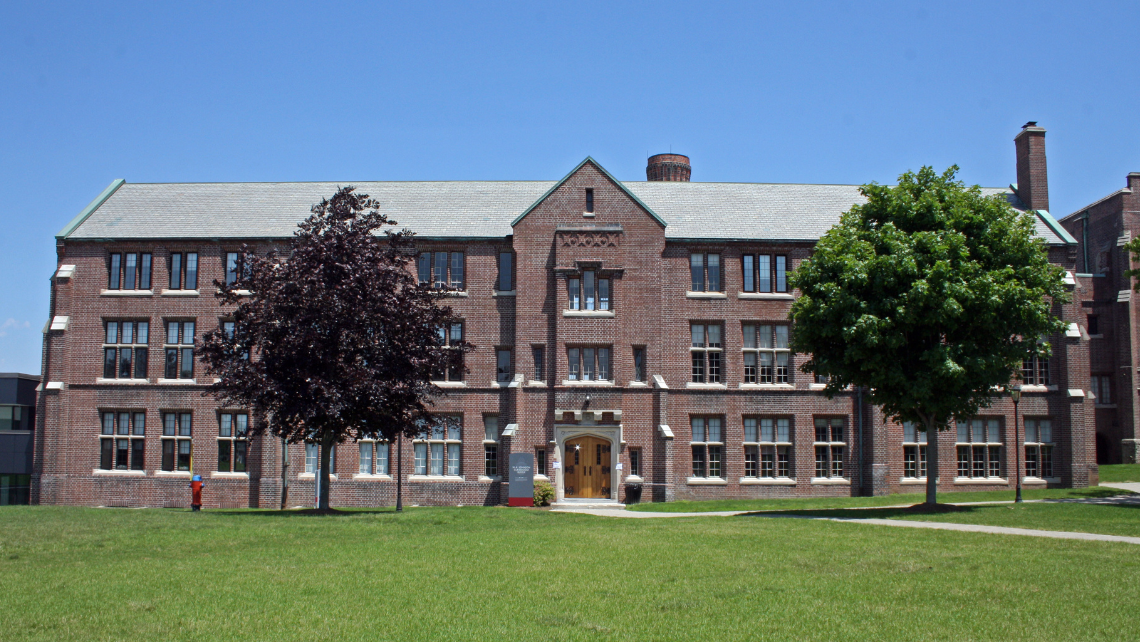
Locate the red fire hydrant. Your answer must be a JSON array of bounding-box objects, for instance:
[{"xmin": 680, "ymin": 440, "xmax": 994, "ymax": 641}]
[{"xmin": 190, "ymin": 474, "xmax": 204, "ymax": 511}]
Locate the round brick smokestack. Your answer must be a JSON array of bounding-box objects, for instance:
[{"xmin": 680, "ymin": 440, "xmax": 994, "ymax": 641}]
[{"xmin": 646, "ymin": 153, "xmax": 691, "ymax": 182}]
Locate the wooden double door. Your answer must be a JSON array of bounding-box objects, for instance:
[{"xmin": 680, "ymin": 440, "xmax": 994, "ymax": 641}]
[{"xmin": 564, "ymin": 436, "xmax": 612, "ymax": 499}]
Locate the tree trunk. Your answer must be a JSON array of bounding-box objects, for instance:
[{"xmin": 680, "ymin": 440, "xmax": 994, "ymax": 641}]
[
  {"xmin": 319, "ymin": 433, "xmax": 333, "ymax": 511},
  {"xmin": 923, "ymin": 415, "xmax": 939, "ymax": 506}
]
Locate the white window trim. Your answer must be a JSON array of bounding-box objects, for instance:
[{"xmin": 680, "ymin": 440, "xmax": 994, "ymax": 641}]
[
  {"xmin": 743, "ymin": 432, "xmax": 793, "ymax": 481},
  {"xmin": 685, "ymin": 291, "xmax": 728, "ymax": 299},
  {"xmin": 100, "ymin": 289, "xmax": 154, "ymax": 297},
  {"xmin": 623, "ymin": 474, "xmax": 644, "ymax": 483},
  {"xmin": 740, "ymin": 477, "xmax": 796, "ymax": 485},
  {"xmin": 431, "ymin": 380, "xmax": 466, "ymax": 388},
  {"xmin": 478, "ymin": 475, "xmax": 503, "ymax": 482},
  {"xmin": 154, "ymin": 470, "xmax": 192, "ymax": 478},
  {"xmin": 737, "ymin": 292, "xmax": 794, "ymax": 300},
  {"xmin": 561, "ymin": 379, "xmax": 616, "ymax": 386},
  {"xmin": 96, "ymin": 378, "xmax": 150, "ymax": 385},
  {"xmin": 210, "ymin": 471, "xmax": 249, "ymax": 479},
  {"xmin": 408, "ymin": 474, "xmax": 464, "ymax": 482},
  {"xmin": 353, "ymin": 473, "xmax": 394, "ymax": 481},
  {"xmin": 92, "ymin": 469, "xmax": 146, "ymax": 476},
  {"xmin": 686, "ymin": 477, "xmax": 728, "ymax": 485},
  {"xmin": 160, "ymin": 289, "xmax": 200, "ymax": 297},
  {"xmin": 738, "ymin": 383, "xmax": 794, "ymax": 390},
  {"xmin": 491, "ymin": 290, "xmax": 517, "ymax": 297},
  {"xmin": 158, "ymin": 379, "xmax": 198, "ymax": 385},
  {"xmin": 562, "ymin": 310, "xmax": 616, "ymax": 318},
  {"xmin": 298, "ymin": 472, "xmax": 339, "ymax": 480},
  {"xmin": 810, "ymin": 477, "xmax": 850, "ymax": 485},
  {"xmin": 953, "ymin": 477, "xmax": 1007, "ymax": 485}
]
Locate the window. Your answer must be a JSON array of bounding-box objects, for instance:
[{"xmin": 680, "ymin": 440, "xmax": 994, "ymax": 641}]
[
  {"xmin": 496, "ymin": 349, "xmax": 512, "ymax": 384},
  {"xmin": 99, "ymin": 411, "xmax": 145, "ymax": 471},
  {"xmin": 743, "ymin": 417, "xmax": 792, "ymax": 479},
  {"xmin": 902, "ymin": 422, "xmax": 928, "ymax": 479},
  {"xmin": 1024, "ymin": 418, "xmax": 1054, "ymax": 479},
  {"xmin": 814, "ymin": 418, "xmax": 846, "ymax": 478},
  {"xmin": 956, "ymin": 418, "xmax": 1002, "ymax": 479},
  {"xmin": 1091, "ymin": 375, "xmax": 1112, "ymax": 405},
  {"xmin": 1088, "ymin": 315, "xmax": 1099, "ymax": 336},
  {"xmin": 305, "ymin": 443, "xmax": 336, "ymax": 474},
  {"xmin": 164, "ymin": 320, "xmax": 195, "ymax": 379},
  {"xmin": 633, "ymin": 347, "xmax": 646, "ymax": 382},
  {"xmin": 741, "ymin": 254, "xmax": 787, "ymax": 293},
  {"xmin": 532, "ymin": 346, "xmax": 545, "ymax": 381},
  {"xmin": 168, "ymin": 252, "xmax": 198, "ymax": 290},
  {"xmin": 433, "ymin": 322, "xmax": 464, "ymax": 382},
  {"xmin": 417, "ymin": 251, "xmax": 464, "ymax": 290},
  {"xmin": 359, "ymin": 439, "xmax": 390, "ymax": 475},
  {"xmin": 0, "ymin": 405, "xmax": 32, "ymax": 431},
  {"xmin": 536, "ymin": 448, "xmax": 547, "ymax": 476},
  {"xmin": 814, "ymin": 373, "xmax": 830, "ymax": 384},
  {"xmin": 690, "ymin": 417, "xmax": 724, "ymax": 478},
  {"xmin": 483, "ymin": 415, "xmax": 499, "ymax": 477},
  {"xmin": 690, "ymin": 323, "xmax": 723, "ymax": 383},
  {"xmin": 161, "ymin": 412, "xmax": 192, "ymax": 472},
  {"xmin": 585, "ymin": 188, "xmax": 594, "ymax": 213},
  {"xmin": 628, "ymin": 448, "xmax": 641, "ymax": 477},
  {"xmin": 567, "ymin": 271, "xmax": 611, "ymax": 310},
  {"xmin": 415, "ymin": 415, "xmax": 462, "ymax": 476},
  {"xmin": 103, "ymin": 320, "xmax": 149, "ymax": 380},
  {"xmin": 1022, "ymin": 345, "xmax": 1050, "ymax": 385},
  {"xmin": 107, "ymin": 252, "xmax": 152, "ymax": 290},
  {"xmin": 567, "ymin": 346, "xmax": 612, "ymax": 382},
  {"xmin": 497, "ymin": 252, "xmax": 514, "ymax": 291},
  {"xmin": 217, "ymin": 413, "xmax": 248, "ymax": 473},
  {"xmin": 690, "ymin": 253, "xmax": 722, "ymax": 292},
  {"xmin": 0, "ymin": 474, "xmax": 31, "ymax": 505},
  {"xmin": 742, "ymin": 324, "xmax": 789, "ymax": 384},
  {"xmin": 224, "ymin": 252, "xmax": 244, "ymax": 287}
]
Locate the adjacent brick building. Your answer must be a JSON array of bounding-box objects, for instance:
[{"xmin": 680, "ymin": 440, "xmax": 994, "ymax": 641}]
[{"xmin": 35, "ymin": 127, "xmax": 1095, "ymax": 508}]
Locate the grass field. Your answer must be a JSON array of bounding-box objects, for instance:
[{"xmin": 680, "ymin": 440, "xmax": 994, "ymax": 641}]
[
  {"xmin": 1, "ymin": 504, "xmax": 1139, "ymax": 641},
  {"xmin": 626, "ymin": 486, "xmax": 1121, "ymax": 513},
  {"xmin": 1098, "ymin": 463, "xmax": 1140, "ymax": 483}
]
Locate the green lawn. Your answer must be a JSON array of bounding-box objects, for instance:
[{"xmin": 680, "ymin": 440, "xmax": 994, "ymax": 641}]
[
  {"xmin": 2, "ymin": 506, "xmax": 1139, "ymax": 641},
  {"xmin": 627, "ymin": 486, "xmax": 1123, "ymax": 513},
  {"xmin": 1098, "ymin": 463, "xmax": 1140, "ymax": 483}
]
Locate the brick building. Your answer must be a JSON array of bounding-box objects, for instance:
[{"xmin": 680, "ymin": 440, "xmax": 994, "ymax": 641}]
[
  {"xmin": 1058, "ymin": 141, "xmax": 1140, "ymax": 464},
  {"xmin": 35, "ymin": 127, "xmax": 1095, "ymax": 508}
]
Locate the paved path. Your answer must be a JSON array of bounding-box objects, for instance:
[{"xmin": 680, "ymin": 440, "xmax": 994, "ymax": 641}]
[
  {"xmin": 552, "ymin": 493, "xmax": 1140, "ymax": 545},
  {"xmin": 1101, "ymin": 482, "xmax": 1140, "ymax": 493}
]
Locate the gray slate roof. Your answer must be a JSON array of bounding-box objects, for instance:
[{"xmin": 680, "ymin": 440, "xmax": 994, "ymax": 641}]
[{"xmin": 63, "ymin": 178, "xmax": 1068, "ymax": 245}]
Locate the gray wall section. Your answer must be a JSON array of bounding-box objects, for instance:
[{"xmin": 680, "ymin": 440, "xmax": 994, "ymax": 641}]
[{"xmin": 0, "ymin": 433, "xmax": 33, "ymax": 474}]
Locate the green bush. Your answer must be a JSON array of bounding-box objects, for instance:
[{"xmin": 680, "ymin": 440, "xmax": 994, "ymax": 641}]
[{"xmin": 533, "ymin": 479, "xmax": 555, "ymax": 506}]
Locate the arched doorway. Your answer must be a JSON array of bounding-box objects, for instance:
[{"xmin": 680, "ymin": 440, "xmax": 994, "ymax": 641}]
[{"xmin": 563, "ymin": 435, "xmax": 612, "ymax": 499}]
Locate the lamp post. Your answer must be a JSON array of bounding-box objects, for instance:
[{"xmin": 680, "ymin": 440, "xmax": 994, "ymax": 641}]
[
  {"xmin": 1010, "ymin": 384, "xmax": 1023, "ymax": 503},
  {"xmin": 396, "ymin": 433, "xmax": 403, "ymax": 512}
]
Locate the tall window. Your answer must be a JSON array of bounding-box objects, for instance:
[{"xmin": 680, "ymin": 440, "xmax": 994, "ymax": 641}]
[
  {"xmin": 536, "ymin": 448, "xmax": 547, "ymax": 476},
  {"xmin": 161, "ymin": 412, "xmax": 192, "ymax": 472},
  {"xmin": 741, "ymin": 254, "xmax": 787, "ymax": 293},
  {"xmin": 415, "ymin": 415, "xmax": 461, "ymax": 476},
  {"xmin": 305, "ymin": 443, "xmax": 336, "ymax": 474},
  {"xmin": 567, "ymin": 271, "xmax": 611, "ymax": 311},
  {"xmin": 956, "ymin": 418, "xmax": 1002, "ymax": 479},
  {"xmin": 744, "ymin": 417, "xmax": 791, "ymax": 479},
  {"xmin": 417, "ymin": 251, "xmax": 464, "ymax": 290},
  {"xmin": 1091, "ymin": 375, "xmax": 1112, "ymax": 404},
  {"xmin": 217, "ymin": 413, "xmax": 248, "ymax": 473},
  {"xmin": 359, "ymin": 439, "xmax": 390, "ymax": 475},
  {"xmin": 742, "ymin": 323, "xmax": 788, "ymax": 384},
  {"xmin": 814, "ymin": 418, "xmax": 846, "ymax": 478},
  {"xmin": 433, "ymin": 322, "xmax": 464, "ymax": 382},
  {"xmin": 103, "ymin": 321, "xmax": 149, "ymax": 380},
  {"xmin": 1087, "ymin": 315, "xmax": 1099, "ymax": 335},
  {"xmin": 690, "ymin": 323, "xmax": 723, "ymax": 383},
  {"xmin": 902, "ymin": 422, "xmax": 928, "ymax": 479},
  {"xmin": 567, "ymin": 347, "xmax": 611, "ymax": 382},
  {"xmin": 690, "ymin": 253, "xmax": 722, "ymax": 292},
  {"xmin": 497, "ymin": 252, "xmax": 514, "ymax": 291},
  {"xmin": 690, "ymin": 417, "xmax": 723, "ymax": 478},
  {"xmin": 1024, "ymin": 419, "xmax": 1054, "ymax": 479},
  {"xmin": 164, "ymin": 320, "xmax": 195, "ymax": 380},
  {"xmin": 532, "ymin": 346, "xmax": 545, "ymax": 381},
  {"xmin": 100, "ymin": 411, "xmax": 145, "ymax": 471},
  {"xmin": 496, "ymin": 349, "xmax": 512, "ymax": 384},
  {"xmin": 225, "ymin": 252, "xmax": 244, "ymax": 287},
  {"xmin": 633, "ymin": 347, "xmax": 646, "ymax": 382},
  {"xmin": 1022, "ymin": 353, "xmax": 1050, "ymax": 385},
  {"xmin": 585, "ymin": 188, "xmax": 594, "ymax": 213},
  {"xmin": 107, "ymin": 252, "xmax": 152, "ymax": 290},
  {"xmin": 169, "ymin": 252, "xmax": 198, "ymax": 290},
  {"xmin": 483, "ymin": 415, "xmax": 499, "ymax": 477},
  {"xmin": 628, "ymin": 448, "xmax": 641, "ymax": 477}
]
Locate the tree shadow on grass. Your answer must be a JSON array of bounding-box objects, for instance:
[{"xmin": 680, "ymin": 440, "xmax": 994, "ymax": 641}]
[
  {"xmin": 740, "ymin": 505, "xmax": 986, "ymax": 521},
  {"xmin": 213, "ymin": 507, "xmax": 404, "ymax": 517}
]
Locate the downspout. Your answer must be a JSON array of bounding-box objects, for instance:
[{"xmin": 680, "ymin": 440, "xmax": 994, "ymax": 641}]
[
  {"xmin": 280, "ymin": 434, "xmax": 288, "ymax": 510},
  {"xmin": 1082, "ymin": 212, "xmax": 1090, "ymax": 273},
  {"xmin": 857, "ymin": 386, "xmax": 864, "ymax": 496}
]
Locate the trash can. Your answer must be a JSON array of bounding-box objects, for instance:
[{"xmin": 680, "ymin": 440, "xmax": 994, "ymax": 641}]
[{"xmin": 625, "ymin": 483, "xmax": 643, "ymax": 504}]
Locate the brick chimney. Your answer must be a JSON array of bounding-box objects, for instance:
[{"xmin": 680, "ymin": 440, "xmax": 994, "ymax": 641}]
[
  {"xmin": 646, "ymin": 153, "xmax": 691, "ymax": 181},
  {"xmin": 1014, "ymin": 122, "xmax": 1049, "ymax": 211}
]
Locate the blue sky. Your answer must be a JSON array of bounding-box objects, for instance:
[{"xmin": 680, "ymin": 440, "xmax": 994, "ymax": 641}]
[{"xmin": 1, "ymin": 1, "xmax": 1137, "ymax": 374}]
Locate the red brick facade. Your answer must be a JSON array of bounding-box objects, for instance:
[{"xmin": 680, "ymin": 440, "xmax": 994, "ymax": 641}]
[{"xmin": 34, "ymin": 133, "xmax": 1097, "ymax": 508}]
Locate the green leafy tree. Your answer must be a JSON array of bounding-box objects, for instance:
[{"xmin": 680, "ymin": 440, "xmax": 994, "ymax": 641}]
[
  {"xmin": 790, "ymin": 166, "xmax": 1067, "ymax": 505},
  {"xmin": 199, "ymin": 187, "xmax": 471, "ymax": 511}
]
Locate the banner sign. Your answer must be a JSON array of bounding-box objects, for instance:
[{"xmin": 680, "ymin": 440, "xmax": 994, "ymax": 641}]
[{"xmin": 508, "ymin": 453, "xmax": 534, "ymax": 507}]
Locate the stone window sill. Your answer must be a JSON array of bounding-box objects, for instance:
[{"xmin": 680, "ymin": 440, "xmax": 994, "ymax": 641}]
[
  {"xmin": 96, "ymin": 378, "xmax": 150, "ymax": 385},
  {"xmin": 561, "ymin": 380, "xmax": 615, "ymax": 387},
  {"xmin": 686, "ymin": 477, "xmax": 728, "ymax": 485},
  {"xmin": 1023, "ymin": 476, "xmax": 1060, "ymax": 484},
  {"xmin": 353, "ymin": 473, "xmax": 393, "ymax": 481},
  {"xmin": 431, "ymin": 381, "xmax": 466, "ymax": 388},
  {"xmin": 740, "ymin": 477, "xmax": 796, "ymax": 486},
  {"xmin": 810, "ymin": 477, "xmax": 850, "ymax": 485},
  {"xmin": 492, "ymin": 290, "xmax": 516, "ymax": 297},
  {"xmin": 408, "ymin": 475, "xmax": 464, "ymax": 482},
  {"xmin": 1019, "ymin": 385, "xmax": 1057, "ymax": 393},
  {"xmin": 526, "ymin": 381, "xmax": 547, "ymax": 387},
  {"xmin": 685, "ymin": 291, "xmax": 727, "ymax": 299},
  {"xmin": 93, "ymin": 469, "xmax": 146, "ymax": 476},
  {"xmin": 738, "ymin": 383, "xmax": 794, "ymax": 390},
  {"xmin": 562, "ymin": 310, "xmax": 615, "ymax": 318},
  {"xmin": 534, "ymin": 474, "xmax": 551, "ymax": 482},
  {"xmin": 899, "ymin": 478, "xmax": 928, "ymax": 485},
  {"xmin": 627, "ymin": 381, "xmax": 649, "ymax": 387},
  {"xmin": 155, "ymin": 470, "xmax": 192, "ymax": 478},
  {"xmin": 809, "ymin": 383, "xmax": 827, "ymax": 391},
  {"xmin": 737, "ymin": 292, "xmax": 793, "ymax": 300},
  {"xmin": 438, "ymin": 291, "xmax": 469, "ymax": 298},
  {"xmin": 624, "ymin": 475, "xmax": 645, "ymax": 483},
  {"xmin": 161, "ymin": 290, "xmax": 200, "ymax": 297},
  {"xmin": 211, "ymin": 471, "xmax": 249, "ymax": 479},
  {"xmin": 158, "ymin": 379, "xmax": 198, "ymax": 385},
  {"xmin": 478, "ymin": 475, "xmax": 503, "ymax": 482},
  {"xmin": 954, "ymin": 477, "xmax": 1007, "ymax": 485},
  {"xmin": 100, "ymin": 289, "xmax": 153, "ymax": 297},
  {"xmin": 687, "ymin": 382, "xmax": 727, "ymax": 390},
  {"xmin": 215, "ymin": 289, "xmax": 252, "ymax": 296},
  {"xmin": 298, "ymin": 473, "xmax": 338, "ymax": 480}
]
